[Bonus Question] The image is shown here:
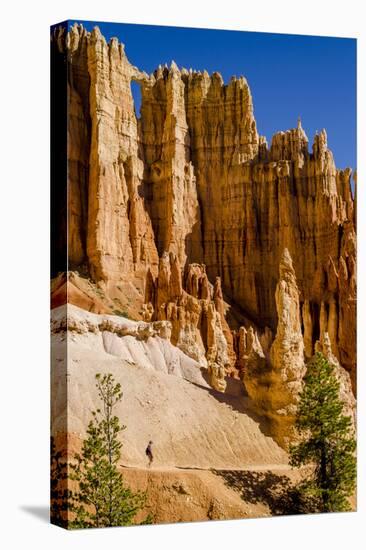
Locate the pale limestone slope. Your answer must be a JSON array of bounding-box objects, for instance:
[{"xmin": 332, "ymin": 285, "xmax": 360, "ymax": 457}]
[{"xmin": 51, "ymin": 305, "xmax": 287, "ymax": 470}]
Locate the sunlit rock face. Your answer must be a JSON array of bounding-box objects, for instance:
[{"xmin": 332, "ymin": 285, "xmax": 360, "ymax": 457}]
[{"xmin": 52, "ymin": 24, "xmax": 356, "ymax": 398}]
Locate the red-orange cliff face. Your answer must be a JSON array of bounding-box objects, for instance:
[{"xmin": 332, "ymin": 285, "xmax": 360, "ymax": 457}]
[{"xmin": 52, "ymin": 23, "xmax": 356, "ymax": 392}]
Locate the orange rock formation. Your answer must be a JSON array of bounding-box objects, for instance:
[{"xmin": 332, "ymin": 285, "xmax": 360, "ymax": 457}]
[{"xmin": 52, "ymin": 24, "xmax": 356, "ymax": 403}]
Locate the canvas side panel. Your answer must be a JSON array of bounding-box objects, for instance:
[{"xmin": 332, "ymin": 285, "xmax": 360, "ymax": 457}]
[{"xmin": 50, "ymin": 21, "xmax": 70, "ymax": 529}]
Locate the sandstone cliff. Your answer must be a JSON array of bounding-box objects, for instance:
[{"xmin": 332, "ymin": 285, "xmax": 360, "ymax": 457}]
[
  {"xmin": 243, "ymin": 249, "xmax": 306, "ymax": 446},
  {"xmin": 242, "ymin": 249, "xmax": 355, "ymax": 447},
  {"xmin": 51, "ymin": 23, "xmax": 356, "ymax": 400}
]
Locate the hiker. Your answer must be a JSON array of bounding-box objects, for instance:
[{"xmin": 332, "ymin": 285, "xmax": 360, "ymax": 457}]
[{"xmin": 145, "ymin": 440, "xmax": 154, "ymax": 467}]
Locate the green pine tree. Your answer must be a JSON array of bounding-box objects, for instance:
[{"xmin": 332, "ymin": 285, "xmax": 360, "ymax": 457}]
[
  {"xmin": 290, "ymin": 352, "xmax": 356, "ymax": 513},
  {"xmin": 69, "ymin": 373, "xmax": 150, "ymax": 528}
]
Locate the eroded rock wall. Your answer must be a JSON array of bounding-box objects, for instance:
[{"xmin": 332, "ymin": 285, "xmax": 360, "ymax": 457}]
[
  {"xmin": 52, "ymin": 23, "xmax": 356, "ymax": 389},
  {"xmin": 145, "ymin": 252, "xmax": 231, "ymax": 391},
  {"xmin": 242, "ymin": 250, "xmax": 355, "ymax": 447}
]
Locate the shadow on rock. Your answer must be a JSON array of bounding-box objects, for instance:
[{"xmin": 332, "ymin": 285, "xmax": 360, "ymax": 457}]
[
  {"xmin": 192, "ymin": 368, "xmax": 274, "ymax": 440},
  {"xmin": 212, "ymin": 469, "xmax": 308, "ymax": 516}
]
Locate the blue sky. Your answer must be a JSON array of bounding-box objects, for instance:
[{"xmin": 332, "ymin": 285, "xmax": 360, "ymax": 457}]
[{"xmin": 67, "ymin": 20, "xmax": 357, "ymax": 171}]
